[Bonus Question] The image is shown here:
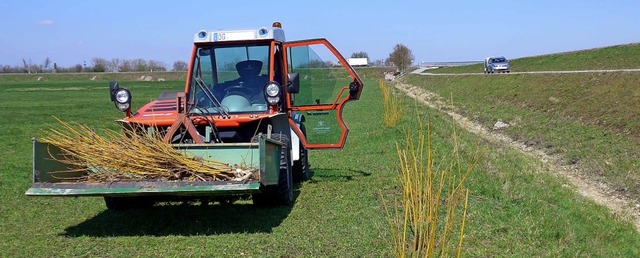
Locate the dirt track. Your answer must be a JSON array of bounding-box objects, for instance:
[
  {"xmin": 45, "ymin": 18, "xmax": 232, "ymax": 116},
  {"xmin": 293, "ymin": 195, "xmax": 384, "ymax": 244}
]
[{"xmin": 395, "ymin": 82, "xmax": 640, "ymax": 231}]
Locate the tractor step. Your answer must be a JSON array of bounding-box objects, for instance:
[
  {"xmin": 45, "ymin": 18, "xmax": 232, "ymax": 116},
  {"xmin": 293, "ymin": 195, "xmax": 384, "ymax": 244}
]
[{"xmin": 26, "ymin": 180, "xmax": 260, "ymax": 197}]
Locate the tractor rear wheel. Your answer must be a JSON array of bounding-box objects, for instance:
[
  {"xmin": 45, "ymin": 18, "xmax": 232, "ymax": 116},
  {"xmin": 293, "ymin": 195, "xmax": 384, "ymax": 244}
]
[{"xmin": 252, "ymin": 134, "xmax": 293, "ymax": 206}]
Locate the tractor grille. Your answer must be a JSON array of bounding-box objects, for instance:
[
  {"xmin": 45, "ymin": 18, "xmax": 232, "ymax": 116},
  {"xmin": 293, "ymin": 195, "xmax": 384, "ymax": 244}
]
[{"xmin": 146, "ymin": 102, "xmax": 176, "ymax": 112}]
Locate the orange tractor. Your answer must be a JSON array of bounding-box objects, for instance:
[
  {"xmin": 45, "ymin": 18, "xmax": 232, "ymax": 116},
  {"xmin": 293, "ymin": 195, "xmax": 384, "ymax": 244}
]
[{"xmin": 27, "ymin": 22, "xmax": 364, "ymax": 209}]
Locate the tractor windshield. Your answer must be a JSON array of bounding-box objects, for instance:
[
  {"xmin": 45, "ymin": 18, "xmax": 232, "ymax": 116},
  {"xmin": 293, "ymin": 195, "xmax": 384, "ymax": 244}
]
[{"xmin": 189, "ymin": 43, "xmax": 271, "ymax": 114}]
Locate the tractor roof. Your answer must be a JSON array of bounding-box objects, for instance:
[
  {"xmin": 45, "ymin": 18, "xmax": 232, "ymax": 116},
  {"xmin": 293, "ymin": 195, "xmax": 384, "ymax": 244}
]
[{"xmin": 194, "ymin": 26, "xmax": 286, "ymax": 43}]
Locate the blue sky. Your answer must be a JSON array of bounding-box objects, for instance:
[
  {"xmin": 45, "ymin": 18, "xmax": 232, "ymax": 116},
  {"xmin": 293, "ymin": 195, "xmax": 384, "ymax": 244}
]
[{"xmin": 1, "ymin": 1, "xmax": 639, "ymax": 68}]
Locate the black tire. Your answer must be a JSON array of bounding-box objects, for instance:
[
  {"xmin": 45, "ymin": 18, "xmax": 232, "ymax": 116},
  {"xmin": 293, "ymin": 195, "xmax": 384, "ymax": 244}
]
[
  {"xmin": 292, "ymin": 124, "xmax": 310, "ymax": 182},
  {"xmin": 252, "ymin": 134, "xmax": 293, "ymax": 206},
  {"xmin": 104, "ymin": 196, "xmax": 155, "ymax": 210},
  {"xmin": 292, "ymin": 145, "xmax": 309, "ymax": 182}
]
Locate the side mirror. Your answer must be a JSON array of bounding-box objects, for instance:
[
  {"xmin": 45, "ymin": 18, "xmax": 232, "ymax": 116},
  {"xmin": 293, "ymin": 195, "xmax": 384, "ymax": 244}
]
[
  {"xmin": 287, "ymin": 73, "xmax": 300, "ymax": 94},
  {"xmin": 109, "ymin": 81, "xmax": 119, "ymax": 101},
  {"xmin": 349, "ymin": 80, "xmax": 361, "ymax": 100}
]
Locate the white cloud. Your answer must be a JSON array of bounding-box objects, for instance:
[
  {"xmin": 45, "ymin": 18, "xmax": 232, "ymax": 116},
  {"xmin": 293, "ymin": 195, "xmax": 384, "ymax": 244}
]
[{"xmin": 37, "ymin": 20, "xmax": 54, "ymax": 26}]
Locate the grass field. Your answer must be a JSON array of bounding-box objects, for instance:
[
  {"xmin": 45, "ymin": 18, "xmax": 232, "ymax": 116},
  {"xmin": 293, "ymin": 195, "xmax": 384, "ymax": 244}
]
[
  {"xmin": 1, "ymin": 68, "xmax": 640, "ymax": 256},
  {"xmin": 426, "ymin": 43, "xmax": 640, "ymax": 74}
]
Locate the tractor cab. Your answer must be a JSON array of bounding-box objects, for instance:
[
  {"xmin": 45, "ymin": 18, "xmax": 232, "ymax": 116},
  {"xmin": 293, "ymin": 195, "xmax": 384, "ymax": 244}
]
[{"xmin": 190, "ymin": 41, "xmax": 274, "ymax": 114}]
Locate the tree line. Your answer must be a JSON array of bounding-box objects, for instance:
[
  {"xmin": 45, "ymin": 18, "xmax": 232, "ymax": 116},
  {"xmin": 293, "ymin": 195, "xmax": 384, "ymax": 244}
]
[
  {"xmin": 350, "ymin": 43, "xmax": 414, "ymax": 73},
  {"xmin": 4, "ymin": 43, "xmax": 414, "ymax": 74},
  {"xmin": 0, "ymin": 58, "xmax": 189, "ymax": 74}
]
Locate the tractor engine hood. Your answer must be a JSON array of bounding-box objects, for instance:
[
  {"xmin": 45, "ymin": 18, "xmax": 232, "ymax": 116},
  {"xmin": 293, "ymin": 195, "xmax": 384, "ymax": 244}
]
[{"xmin": 124, "ymin": 99, "xmax": 179, "ymax": 127}]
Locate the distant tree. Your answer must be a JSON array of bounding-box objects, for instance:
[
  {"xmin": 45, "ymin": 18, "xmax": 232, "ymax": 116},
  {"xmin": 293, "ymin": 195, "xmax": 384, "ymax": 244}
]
[
  {"xmin": 351, "ymin": 51, "xmax": 369, "ymax": 59},
  {"xmin": 1, "ymin": 64, "xmax": 26, "ymax": 73},
  {"xmin": 109, "ymin": 58, "xmax": 121, "ymax": 72},
  {"xmin": 148, "ymin": 60, "xmax": 167, "ymax": 72},
  {"xmin": 172, "ymin": 61, "xmax": 188, "ymax": 71},
  {"xmin": 133, "ymin": 59, "xmax": 147, "ymax": 72},
  {"xmin": 386, "ymin": 44, "xmax": 414, "ymax": 73},
  {"xmin": 6, "ymin": 65, "xmax": 22, "ymax": 73},
  {"xmin": 33, "ymin": 64, "xmax": 44, "ymax": 73},
  {"xmin": 74, "ymin": 64, "xmax": 83, "ymax": 73},
  {"xmin": 119, "ymin": 60, "xmax": 132, "ymax": 72},
  {"xmin": 91, "ymin": 57, "xmax": 108, "ymax": 72}
]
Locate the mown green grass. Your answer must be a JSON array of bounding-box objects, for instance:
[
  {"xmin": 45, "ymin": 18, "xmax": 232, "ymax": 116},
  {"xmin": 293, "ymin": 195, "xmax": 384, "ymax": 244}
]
[
  {"xmin": 427, "ymin": 43, "xmax": 640, "ymax": 74},
  {"xmin": 1, "ymin": 74, "xmax": 639, "ymax": 256}
]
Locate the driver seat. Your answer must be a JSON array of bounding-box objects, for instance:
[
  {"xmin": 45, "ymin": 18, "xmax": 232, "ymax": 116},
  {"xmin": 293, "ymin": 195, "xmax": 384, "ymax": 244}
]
[
  {"xmin": 236, "ymin": 60, "xmax": 267, "ymax": 90},
  {"xmin": 236, "ymin": 60, "xmax": 263, "ymax": 79},
  {"xmin": 220, "ymin": 60, "xmax": 267, "ymax": 108}
]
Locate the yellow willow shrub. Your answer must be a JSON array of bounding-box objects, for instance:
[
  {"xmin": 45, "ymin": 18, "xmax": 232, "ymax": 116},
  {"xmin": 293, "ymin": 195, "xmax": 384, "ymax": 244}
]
[
  {"xmin": 381, "ymin": 116, "xmax": 480, "ymax": 257},
  {"xmin": 380, "ymin": 79, "xmax": 404, "ymax": 127}
]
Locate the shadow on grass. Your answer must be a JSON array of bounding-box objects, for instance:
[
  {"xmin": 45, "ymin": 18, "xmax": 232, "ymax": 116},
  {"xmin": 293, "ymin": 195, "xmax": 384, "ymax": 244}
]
[
  {"xmin": 309, "ymin": 167, "xmax": 371, "ymax": 182},
  {"xmin": 63, "ymin": 190, "xmax": 300, "ymax": 237}
]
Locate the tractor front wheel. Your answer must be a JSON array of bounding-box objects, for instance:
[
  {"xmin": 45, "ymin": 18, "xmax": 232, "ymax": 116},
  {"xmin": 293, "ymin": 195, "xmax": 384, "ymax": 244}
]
[
  {"xmin": 252, "ymin": 134, "xmax": 293, "ymax": 206},
  {"xmin": 292, "ymin": 124, "xmax": 310, "ymax": 182}
]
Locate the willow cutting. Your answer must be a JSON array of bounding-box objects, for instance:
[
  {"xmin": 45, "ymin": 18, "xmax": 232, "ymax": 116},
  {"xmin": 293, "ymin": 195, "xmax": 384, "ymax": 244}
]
[{"xmin": 41, "ymin": 117, "xmax": 241, "ymax": 182}]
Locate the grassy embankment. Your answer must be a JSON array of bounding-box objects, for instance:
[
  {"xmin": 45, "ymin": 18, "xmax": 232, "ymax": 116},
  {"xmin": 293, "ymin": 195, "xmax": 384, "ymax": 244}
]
[
  {"xmin": 406, "ymin": 43, "xmax": 640, "ymax": 202},
  {"xmin": 425, "ymin": 43, "xmax": 640, "ymax": 74},
  {"xmin": 0, "ymin": 63, "xmax": 639, "ymax": 256}
]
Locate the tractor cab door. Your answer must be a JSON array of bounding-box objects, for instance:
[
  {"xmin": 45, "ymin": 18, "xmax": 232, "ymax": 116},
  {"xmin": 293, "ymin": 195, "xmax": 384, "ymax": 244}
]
[{"xmin": 283, "ymin": 39, "xmax": 363, "ymax": 149}]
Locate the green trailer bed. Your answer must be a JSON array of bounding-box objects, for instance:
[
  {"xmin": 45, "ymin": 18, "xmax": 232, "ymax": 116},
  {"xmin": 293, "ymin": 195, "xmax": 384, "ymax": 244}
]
[{"xmin": 26, "ymin": 136, "xmax": 283, "ymax": 197}]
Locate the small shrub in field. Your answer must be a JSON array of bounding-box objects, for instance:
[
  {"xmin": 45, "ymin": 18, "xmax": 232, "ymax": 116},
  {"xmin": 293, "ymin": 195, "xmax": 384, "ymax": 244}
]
[
  {"xmin": 382, "ymin": 115, "xmax": 479, "ymax": 257},
  {"xmin": 380, "ymin": 79, "xmax": 404, "ymax": 127}
]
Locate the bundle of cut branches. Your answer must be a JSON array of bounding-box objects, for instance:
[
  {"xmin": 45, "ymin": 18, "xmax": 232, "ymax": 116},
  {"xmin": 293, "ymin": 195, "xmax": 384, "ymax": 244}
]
[{"xmin": 41, "ymin": 117, "xmax": 248, "ymax": 182}]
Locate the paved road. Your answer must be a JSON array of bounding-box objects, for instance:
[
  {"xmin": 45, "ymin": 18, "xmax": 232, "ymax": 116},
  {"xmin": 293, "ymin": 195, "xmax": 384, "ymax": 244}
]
[
  {"xmin": 411, "ymin": 67, "xmax": 431, "ymax": 74},
  {"xmin": 412, "ymin": 68, "xmax": 640, "ymax": 76}
]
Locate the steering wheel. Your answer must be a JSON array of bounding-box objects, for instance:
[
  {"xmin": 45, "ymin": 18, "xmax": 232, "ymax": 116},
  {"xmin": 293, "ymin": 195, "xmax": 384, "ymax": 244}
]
[
  {"xmin": 195, "ymin": 87, "xmax": 212, "ymax": 107},
  {"xmin": 224, "ymin": 85, "xmax": 255, "ymax": 97}
]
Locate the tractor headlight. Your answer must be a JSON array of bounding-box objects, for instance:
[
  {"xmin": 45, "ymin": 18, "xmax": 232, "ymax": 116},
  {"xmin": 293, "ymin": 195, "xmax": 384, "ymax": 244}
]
[
  {"xmin": 264, "ymin": 82, "xmax": 281, "ymax": 105},
  {"xmin": 114, "ymin": 88, "xmax": 131, "ymax": 111},
  {"xmin": 115, "ymin": 89, "xmax": 130, "ymax": 103},
  {"xmin": 266, "ymin": 82, "xmax": 280, "ymax": 97},
  {"xmin": 116, "ymin": 102, "xmax": 130, "ymax": 111}
]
